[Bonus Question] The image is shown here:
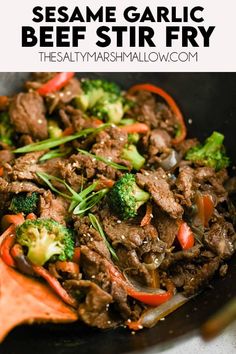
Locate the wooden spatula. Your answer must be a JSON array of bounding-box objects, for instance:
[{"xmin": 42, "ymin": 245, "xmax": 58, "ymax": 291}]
[{"xmin": 0, "ymin": 256, "xmax": 78, "ymax": 342}]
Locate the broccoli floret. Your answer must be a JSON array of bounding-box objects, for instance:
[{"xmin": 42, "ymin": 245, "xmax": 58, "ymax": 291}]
[
  {"xmin": 74, "ymin": 79, "xmax": 125, "ymax": 124},
  {"xmin": 10, "ymin": 192, "xmax": 39, "ymax": 215},
  {"xmin": 0, "ymin": 112, "xmax": 14, "ymax": 145},
  {"xmin": 185, "ymin": 131, "xmax": 230, "ymax": 171},
  {"xmin": 82, "ymin": 79, "xmax": 121, "ymax": 96},
  {"xmin": 48, "ymin": 120, "xmax": 63, "ymax": 139},
  {"xmin": 128, "ymin": 133, "xmax": 140, "ymax": 144},
  {"xmin": 107, "ymin": 173, "xmax": 150, "ymax": 220},
  {"xmin": 16, "ymin": 219, "xmax": 74, "ymax": 266},
  {"xmin": 74, "ymin": 79, "xmax": 121, "ymax": 112},
  {"xmin": 90, "ymin": 94, "xmax": 124, "ymax": 124},
  {"xmin": 121, "ymin": 144, "xmax": 145, "ymax": 170}
]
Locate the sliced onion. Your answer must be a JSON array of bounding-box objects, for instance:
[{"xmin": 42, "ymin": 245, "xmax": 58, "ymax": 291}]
[
  {"xmin": 139, "ymin": 293, "xmax": 189, "ymax": 328},
  {"xmin": 144, "ymin": 253, "xmax": 165, "ymax": 270},
  {"xmin": 123, "ymin": 270, "xmax": 166, "ymax": 294},
  {"xmin": 159, "ymin": 149, "xmax": 180, "ymax": 171}
]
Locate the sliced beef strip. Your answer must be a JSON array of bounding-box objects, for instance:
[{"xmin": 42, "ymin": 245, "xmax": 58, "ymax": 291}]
[
  {"xmin": 62, "ymin": 106, "xmax": 87, "ymax": 132},
  {"xmin": 0, "ymin": 150, "xmax": 14, "ymax": 164},
  {"xmin": 131, "ymin": 91, "xmax": 158, "ymax": 128},
  {"xmin": 136, "ymin": 168, "xmax": 183, "ymax": 219},
  {"xmin": 11, "ymin": 153, "xmax": 83, "ymax": 192},
  {"xmin": 39, "ymin": 191, "xmax": 69, "ymax": 224},
  {"xmin": 142, "ymin": 129, "xmax": 172, "ymax": 157},
  {"xmin": 170, "ymin": 257, "xmax": 220, "ymax": 296},
  {"xmin": 153, "ymin": 210, "xmax": 179, "ymax": 248},
  {"xmin": 80, "ymin": 246, "xmax": 111, "ymax": 292},
  {"xmin": 64, "ymin": 279, "xmax": 117, "ymax": 329},
  {"xmin": 0, "ymin": 178, "xmax": 44, "ymax": 194},
  {"xmin": 73, "ymin": 216, "xmax": 111, "ymax": 260},
  {"xmin": 69, "ymin": 152, "xmax": 124, "ymax": 181},
  {"xmin": 116, "ymin": 246, "xmax": 152, "ymax": 286},
  {"xmin": 130, "ymin": 91, "xmax": 177, "ymax": 134},
  {"xmin": 11, "ymin": 152, "xmax": 44, "ymax": 181},
  {"xmin": 161, "ymin": 245, "xmax": 201, "ymax": 270},
  {"xmin": 81, "ymin": 246, "xmax": 133, "ymax": 318},
  {"xmin": 195, "ymin": 167, "xmax": 228, "ymax": 202},
  {"xmin": 91, "ymin": 126, "xmax": 129, "ymax": 162},
  {"xmin": 204, "ymin": 221, "xmax": 236, "ymax": 259},
  {"xmin": 175, "ymin": 166, "xmax": 195, "ymax": 206},
  {"xmin": 102, "ymin": 212, "xmax": 165, "ymax": 253},
  {"xmin": 47, "ymin": 78, "xmax": 81, "ymax": 114},
  {"xmin": 9, "ymin": 92, "xmax": 48, "ymax": 140}
]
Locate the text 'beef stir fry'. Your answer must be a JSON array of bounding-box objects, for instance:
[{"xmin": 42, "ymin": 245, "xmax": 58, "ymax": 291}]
[{"xmin": 0, "ymin": 72, "xmax": 235, "ymax": 331}]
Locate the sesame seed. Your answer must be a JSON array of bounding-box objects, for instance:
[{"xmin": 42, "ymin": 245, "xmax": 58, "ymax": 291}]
[
  {"xmin": 119, "ymin": 137, "xmax": 125, "ymax": 141},
  {"xmin": 59, "ymin": 92, "xmax": 64, "ymax": 97},
  {"xmin": 107, "ymin": 320, "xmax": 111, "ymax": 324},
  {"xmin": 144, "ymin": 171, "xmax": 149, "ymax": 176},
  {"xmin": 131, "ymin": 331, "xmax": 136, "ymax": 335},
  {"xmin": 188, "ymin": 118, "xmax": 193, "ymax": 124},
  {"xmin": 150, "ymin": 214, "xmax": 153, "ymax": 218},
  {"xmin": 121, "ymin": 235, "xmax": 125, "ymax": 240},
  {"xmin": 160, "ymin": 318, "xmax": 165, "ymax": 321},
  {"xmin": 38, "ymin": 119, "xmax": 43, "ymax": 124},
  {"xmin": 127, "ymin": 319, "xmax": 131, "ymax": 323},
  {"xmin": 91, "ymin": 275, "xmax": 95, "ymax": 279},
  {"xmin": 66, "ymin": 91, "xmax": 72, "ymax": 95},
  {"xmin": 90, "ymin": 237, "xmax": 94, "ymax": 241}
]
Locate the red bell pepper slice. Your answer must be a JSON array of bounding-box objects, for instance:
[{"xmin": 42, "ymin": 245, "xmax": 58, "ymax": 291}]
[
  {"xmin": 72, "ymin": 247, "xmax": 81, "ymax": 263},
  {"xmin": 105, "ymin": 259, "xmax": 173, "ymax": 307},
  {"xmin": 1, "ymin": 213, "xmax": 25, "ymax": 230},
  {"xmin": 196, "ymin": 193, "xmax": 214, "ymax": 227},
  {"xmin": 0, "ymin": 225, "xmax": 16, "ymax": 267},
  {"xmin": 177, "ymin": 221, "xmax": 195, "ymax": 250},
  {"xmin": 127, "ymin": 287, "xmax": 173, "ymax": 307},
  {"xmin": 120, "ymin": 122, "xmax": 149, "ymax": 134},
  {"xmin": 37, "ymin": 72, "xmax": 75, "ymax": 96},
  {"xmin": 128, "ymin": 83, "xmax": 186, "ymax": 144},
  {"xmin": 32, "ymin": 265, "xmax": 78, "ymax": 308}
]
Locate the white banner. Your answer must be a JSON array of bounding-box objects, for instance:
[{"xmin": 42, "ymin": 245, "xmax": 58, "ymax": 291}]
[{"xmin": 0, "ymin": 0, "xmax": 235, "ymax": 71}]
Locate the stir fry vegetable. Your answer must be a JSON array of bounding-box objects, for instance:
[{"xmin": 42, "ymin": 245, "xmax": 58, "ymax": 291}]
[
  {"xmin": 107, "ymin": 173, "xmax": 150, "ymax": 220},
  {"xmin": 177, "ymin": 221, "xmax": 195, "ymax": 250},
  {"xmin": 37, "ymin": 72, "xmax": 75, "ymax": 96},
  {"xmin": 186, "ymin": 131, "xmax": 230, "ymax": 171},
  {"xmin": 0, "ymin": 112, "xmax": 14, "ymax": 145},
  {"xmin": 9, "ymin": 192, "xmax": 39, "ymax": 215},
  {"xmin": 16, "ymin": 219, "xmax": 75, "ymax": 266}
]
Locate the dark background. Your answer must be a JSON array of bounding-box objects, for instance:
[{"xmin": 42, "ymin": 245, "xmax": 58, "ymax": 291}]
[{"xmin": 0, "ymin": 73, "xmax": 236, "ymax": 354}]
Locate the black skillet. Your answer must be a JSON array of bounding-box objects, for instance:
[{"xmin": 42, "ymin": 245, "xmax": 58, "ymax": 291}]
[{"xmin": 0, "ymin": 73, "xmax": 235, "ymax": 354}]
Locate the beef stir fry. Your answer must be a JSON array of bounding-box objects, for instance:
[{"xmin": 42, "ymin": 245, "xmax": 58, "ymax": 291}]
[{"xmin": 0, "ymin": 72, "xmax": 235, "ymax": 330}]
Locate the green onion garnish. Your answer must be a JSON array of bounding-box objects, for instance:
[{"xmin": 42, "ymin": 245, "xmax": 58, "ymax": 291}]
[
  {"xmin": 14, "ymin": 124, "xmax": 110, "ymax": 153},
  {"xmin": 89, "ymin": 213, "xmax": 118, "ymax": 261},
  {"xmin": 77, "ymin": 149, "xmax": 129, "ymax": 170},
  {"xmin": 36, "ymin": 172, "xmax": 108, "ymax": 216}
]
